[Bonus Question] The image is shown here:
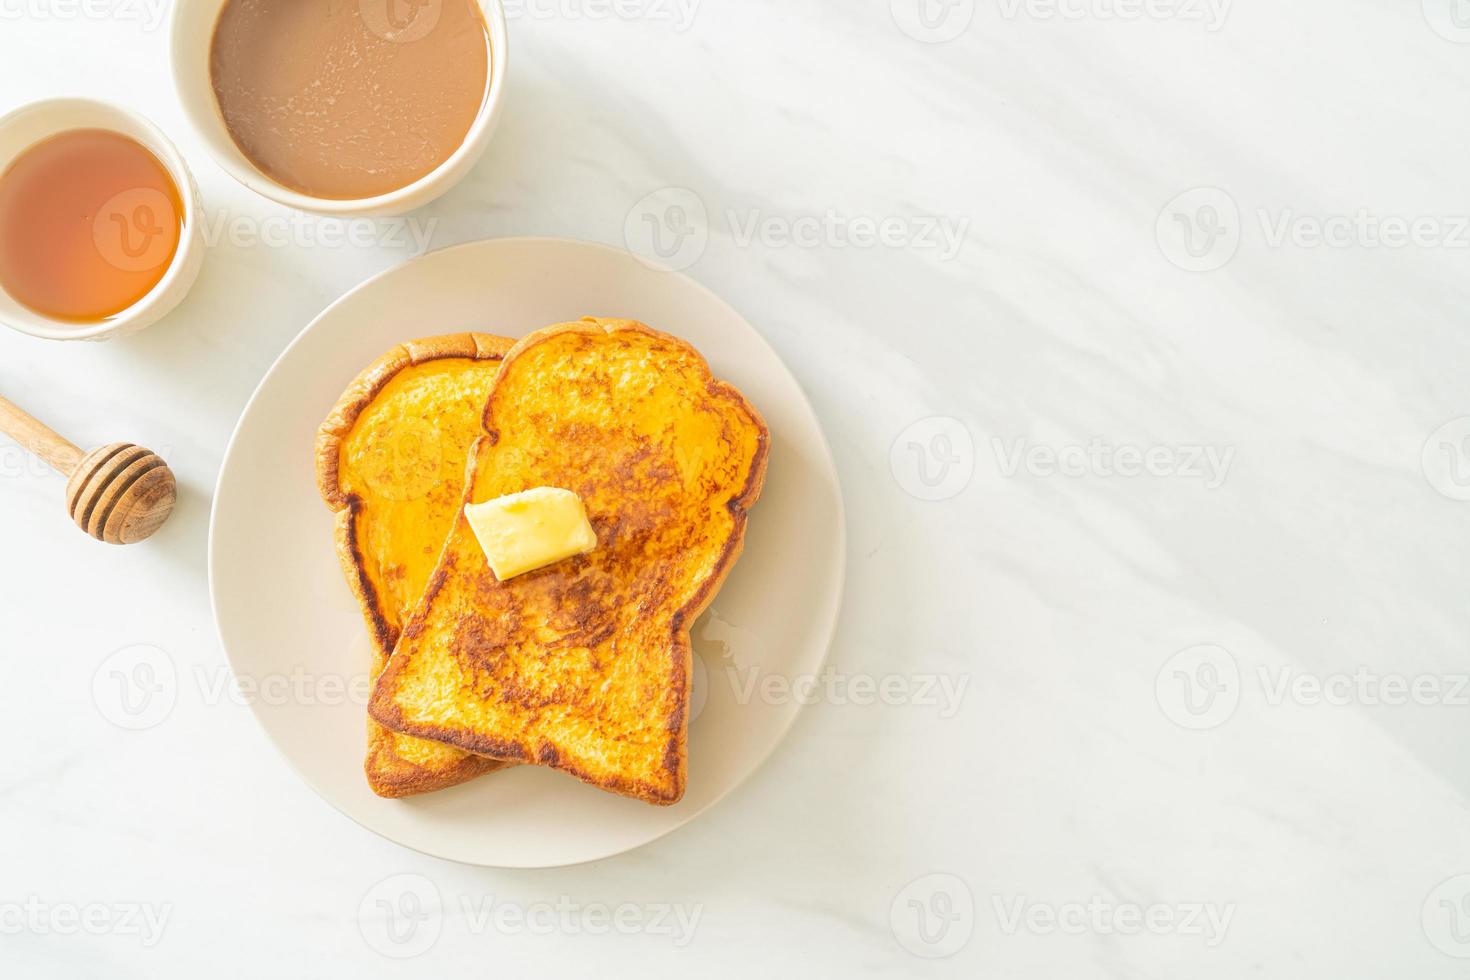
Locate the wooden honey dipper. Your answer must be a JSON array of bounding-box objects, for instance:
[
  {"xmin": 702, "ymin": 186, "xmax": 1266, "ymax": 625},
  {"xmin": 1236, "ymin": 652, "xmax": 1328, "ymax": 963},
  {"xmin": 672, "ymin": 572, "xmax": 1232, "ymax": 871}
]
[{"xmin": 0, "ymin": 393, "xmax": 177, "ymax": 544}]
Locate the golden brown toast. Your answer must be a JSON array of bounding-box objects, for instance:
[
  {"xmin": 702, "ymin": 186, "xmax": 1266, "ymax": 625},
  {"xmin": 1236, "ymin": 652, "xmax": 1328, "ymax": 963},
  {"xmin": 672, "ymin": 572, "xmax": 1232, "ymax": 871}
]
[
  {"xmin": 316, "ymin": 333, "xmax": 515, "ymax": 798},
  {"xmin": 369, "ymin": 318, "xmax": 769, "ymax": 805}
]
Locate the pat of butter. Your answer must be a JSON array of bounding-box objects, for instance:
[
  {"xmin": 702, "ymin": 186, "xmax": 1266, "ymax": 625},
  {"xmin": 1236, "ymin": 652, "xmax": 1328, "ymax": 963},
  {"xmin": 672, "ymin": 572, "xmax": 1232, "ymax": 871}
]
[{"xmin": 464, "ymin": 487, "xmax": 598, "ymax": 581}]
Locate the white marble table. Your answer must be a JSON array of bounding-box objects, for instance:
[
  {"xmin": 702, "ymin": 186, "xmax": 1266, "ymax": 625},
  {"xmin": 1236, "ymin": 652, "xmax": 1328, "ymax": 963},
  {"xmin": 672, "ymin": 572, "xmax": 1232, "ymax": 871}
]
[{"xmin": 3, "ymin": 2, "xmax": 1470, "ymax": 976}]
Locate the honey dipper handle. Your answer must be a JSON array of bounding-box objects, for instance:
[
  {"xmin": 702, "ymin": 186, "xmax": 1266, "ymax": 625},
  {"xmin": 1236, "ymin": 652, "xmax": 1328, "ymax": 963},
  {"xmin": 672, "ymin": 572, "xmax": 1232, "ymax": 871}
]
[{"xmin": 0, "ymin": 394, "xmax": 84, "ymax": 476}]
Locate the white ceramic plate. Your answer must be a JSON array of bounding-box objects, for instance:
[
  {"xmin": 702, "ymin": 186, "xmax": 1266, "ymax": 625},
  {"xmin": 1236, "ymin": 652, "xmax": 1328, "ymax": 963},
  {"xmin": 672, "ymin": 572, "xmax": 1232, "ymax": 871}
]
[{"xmin": 209, "ymin": 238, "xmax": 845, "ymax": 867}]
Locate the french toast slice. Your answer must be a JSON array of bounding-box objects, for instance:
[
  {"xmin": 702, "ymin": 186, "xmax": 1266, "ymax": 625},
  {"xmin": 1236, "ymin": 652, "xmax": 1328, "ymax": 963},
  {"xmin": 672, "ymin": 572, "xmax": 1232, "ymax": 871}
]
[
  {"xmin": 316, "ymin": 333, "xmax": 515, "ymax": 798},
  {"xmin": 369, "ymin": 318, "xmax": 769, "ymax": 805}
]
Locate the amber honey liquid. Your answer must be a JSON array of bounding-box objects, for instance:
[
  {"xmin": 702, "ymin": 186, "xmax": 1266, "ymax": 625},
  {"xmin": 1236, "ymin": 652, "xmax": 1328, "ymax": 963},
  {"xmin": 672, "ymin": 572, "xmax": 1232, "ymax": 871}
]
[{"xmin": 0, "ymin": 128, "xmax": 184, "ymax": 323}]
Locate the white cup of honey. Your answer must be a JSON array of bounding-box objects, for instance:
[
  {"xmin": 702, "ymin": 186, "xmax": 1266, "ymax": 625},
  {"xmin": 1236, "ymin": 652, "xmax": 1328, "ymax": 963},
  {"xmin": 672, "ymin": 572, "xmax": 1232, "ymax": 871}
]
[
  {"xmin": 0, "ymin": 99, "xmax": 205, "ymax": 342},
  {"xmin": 171, "ymin": 0, "xmax": 510, "ymax": 218}
]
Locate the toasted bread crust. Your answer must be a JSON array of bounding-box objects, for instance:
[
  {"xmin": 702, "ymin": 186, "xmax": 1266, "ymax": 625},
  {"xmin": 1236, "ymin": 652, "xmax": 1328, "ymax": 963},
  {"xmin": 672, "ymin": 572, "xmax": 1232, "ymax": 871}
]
[
  {"xmin": 369, "ymin": 318, "xmax": 770, "ymax": 805},
  {"xmin": 316, "ymin": 332, "xmax": 516, "ymax": 798}
]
